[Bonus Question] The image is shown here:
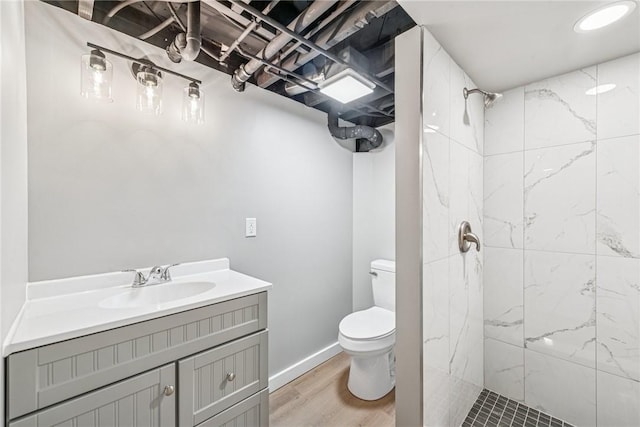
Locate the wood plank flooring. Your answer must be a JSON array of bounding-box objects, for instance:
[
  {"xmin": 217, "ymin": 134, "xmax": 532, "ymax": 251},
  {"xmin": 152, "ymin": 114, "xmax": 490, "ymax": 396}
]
[{"xmin": 269, "ymin": 352, "xmax": 395, "ymax": 427}]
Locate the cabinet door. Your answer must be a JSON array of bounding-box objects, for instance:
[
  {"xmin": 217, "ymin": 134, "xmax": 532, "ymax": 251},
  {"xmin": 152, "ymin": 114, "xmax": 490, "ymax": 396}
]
[
  {"xmin": 10, "ymin": 364, "xmax": 176, "ymax": 427},
  {"xmin": 179, "ymin": 331, "xmax": 268, "ymax": 427},
  {"xmin": 196, "ymin": 389, "xmax": 269, "ymax": 427}
]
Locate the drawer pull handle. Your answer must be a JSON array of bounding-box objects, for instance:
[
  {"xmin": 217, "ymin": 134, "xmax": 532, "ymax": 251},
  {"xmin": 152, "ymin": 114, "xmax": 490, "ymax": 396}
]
[
  {"xmin": 163, "ymin": 385, "xmax": 175, "ymax": 396},
  {"xmin": 226, "ymin": 372, "xmax": 236, "ymax": 382}
]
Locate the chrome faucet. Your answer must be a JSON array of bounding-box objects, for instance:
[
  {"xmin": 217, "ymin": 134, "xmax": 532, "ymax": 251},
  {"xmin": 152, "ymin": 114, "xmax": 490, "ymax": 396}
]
[{"xmin": 124, "ymin": 264, "xmax": 179, "ymax": 287}]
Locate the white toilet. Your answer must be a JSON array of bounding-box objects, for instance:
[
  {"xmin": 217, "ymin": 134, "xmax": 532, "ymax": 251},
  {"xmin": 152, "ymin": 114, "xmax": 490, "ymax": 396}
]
[{"xmin": 338, "ymin": 259, "xmax": 395, "ymax": 400}]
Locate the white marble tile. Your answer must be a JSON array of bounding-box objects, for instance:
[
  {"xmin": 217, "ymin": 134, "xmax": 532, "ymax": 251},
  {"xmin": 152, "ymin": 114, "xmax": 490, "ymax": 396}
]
[
  {"xmin": 524, "ymin": 67, "xmax": 596, "ymax": 149},
  {"xmin": 484, "ymin": 152, "xmax": 524, "ymax": 249},
  {"xmin": 484, "ymin": 338, "xmax": 524, "ymax": 402},
  {"xmin": 449, "ymin": 375, "xmax": 482, "ymax": 427},
  {"xmin": 597, "ymin": 370, "xmax": 640, "ymax": 427},
  {"xmin": 424, "ymin": 364, "xmax": 450, "ymax": 427},
  {"xmin": 524, "ymin": 142, "xmax": 596, "ymax": 254},
  {"xmin": 424, "ymin": 258, "xmax": 450, "ymax": 374},
  {"xmin": 597, "ymin": 135, "xmax": 640, "ymax": 258},
  {"xmin": 450, "ymin": 60, "xmax": 484, "ymax": 155},
  {"xmin": 484, "ymin": 87, "xmax": 525, "ymax": 155},
  {"xmin": 484, "ymin": 247, "xmax": 523, "ymax": 346},
  {"xmin": 524, "ymin": 350, "xmax": 596, "ymax": 427},
  {"xmin": 423, "ymin": 29, "xmax": 450, "ymax": 138},
  {"xmin": 449, "ymin": 142, "xmax": 483, "ymax": 256},
  {"xmin": 597, "ymin": 52, "xmax": 640, "ymax": 140},
  {"xmin": 596, "ymin": 256, "xmax": 640, "ymax": 381},
  {"xmin": 524, "ymin": 251, "xmax": 596, "ymax": 368},
  {"xmin": 423, "ymin": 132, "xmax": 450, "ymax": 263},
  {"xmin": 449, "ymin": 252, "xmax": 483, "ymax": 389}
]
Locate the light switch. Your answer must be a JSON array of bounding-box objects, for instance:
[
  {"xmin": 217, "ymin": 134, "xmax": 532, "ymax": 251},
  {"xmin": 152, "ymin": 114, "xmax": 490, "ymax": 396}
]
[{"xmin": 245, "ymin": 218, "xmax": 257, "ymax": 237}]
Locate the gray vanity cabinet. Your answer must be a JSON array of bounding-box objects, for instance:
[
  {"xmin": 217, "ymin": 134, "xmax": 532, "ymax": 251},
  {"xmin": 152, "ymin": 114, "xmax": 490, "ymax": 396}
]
[
  {"xmin": 6, "ymin": 292, "xmax": 269, "ymax": 427},
  {"xmin": 10, "ymin": 364, "xmax": 176, "ymax": 427}
]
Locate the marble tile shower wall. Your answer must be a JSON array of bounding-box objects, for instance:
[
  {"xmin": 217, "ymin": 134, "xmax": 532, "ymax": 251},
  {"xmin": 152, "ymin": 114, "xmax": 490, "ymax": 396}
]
[
  {"xmin": 483, "ymin": 52, "xmax": 640, "ymax": 427},
  {"xmin": 422, "ymin": 29, "xmax": 484, "ymax": 427}
]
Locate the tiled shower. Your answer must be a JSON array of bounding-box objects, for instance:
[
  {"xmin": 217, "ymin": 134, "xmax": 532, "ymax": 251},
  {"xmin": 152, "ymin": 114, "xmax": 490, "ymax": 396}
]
[
  {"xmin": 483, "ymin": 52, "xmax": 640, "ymax": 426},
  {"xmin": 420, "ymin": 23, "xmax": 640, "ymax": 427}
]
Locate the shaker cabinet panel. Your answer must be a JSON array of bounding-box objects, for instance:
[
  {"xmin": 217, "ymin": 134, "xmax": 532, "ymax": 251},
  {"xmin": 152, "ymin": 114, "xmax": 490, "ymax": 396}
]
[
  {"xmin": 196, "ymin": 389, "xmax": 269, "ymax": 427},
  {"xmin": 179, "ymin": 331, "xmax": 268, "ymax": 427},
  {"xmin": 10, "ymin": 364, "xmax": 176, "ymax": 427}
]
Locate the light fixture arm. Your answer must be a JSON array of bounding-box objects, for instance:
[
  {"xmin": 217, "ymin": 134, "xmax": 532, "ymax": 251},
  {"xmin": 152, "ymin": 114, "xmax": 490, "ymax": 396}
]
[{"xmin": 86, "ymin": 42, "xmax": 201, "ymax": 85}]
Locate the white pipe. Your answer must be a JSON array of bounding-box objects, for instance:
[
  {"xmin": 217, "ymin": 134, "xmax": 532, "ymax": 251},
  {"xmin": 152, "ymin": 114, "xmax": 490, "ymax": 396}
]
[
  {"xmin": 103, "ymin": 0, "xmax": 198, "ymax": 25},
  {"xmin": 138, "ymin": 16, "xmax": 175, "ymax": 40}
]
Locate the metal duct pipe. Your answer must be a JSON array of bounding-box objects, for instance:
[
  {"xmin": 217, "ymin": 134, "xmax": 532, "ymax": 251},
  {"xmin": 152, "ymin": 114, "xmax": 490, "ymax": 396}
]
[
  {"xmin": 166, "ymin": 1, "xmax": 201, "ymax": 63},
  {"xmin": 230, "ymin": 0, "xmax": 337, "ymax": 92},
  {"xmin": 328, "ymin": 110, "xmax": 383, "ymax": 150}
]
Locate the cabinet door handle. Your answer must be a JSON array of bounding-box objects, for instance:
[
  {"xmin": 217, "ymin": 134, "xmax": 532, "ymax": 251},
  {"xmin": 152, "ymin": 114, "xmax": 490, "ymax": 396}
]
[
  {"xmin": 226, "ymin": 372, "xmax": 236, "ymax": 382},
  {"xmin": 163, "ymin": 385, "xmax": 175, "ymax": 396}
]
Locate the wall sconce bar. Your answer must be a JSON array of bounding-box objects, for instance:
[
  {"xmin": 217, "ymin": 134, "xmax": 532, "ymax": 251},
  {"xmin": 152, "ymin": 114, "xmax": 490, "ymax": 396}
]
[{"xmin": 87, "ymin": 42, "xmax": 201, "ymax": 85}]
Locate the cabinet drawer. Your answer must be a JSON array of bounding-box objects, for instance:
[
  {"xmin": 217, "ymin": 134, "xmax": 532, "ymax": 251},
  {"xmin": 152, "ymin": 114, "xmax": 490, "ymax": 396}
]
[
  {"xmin": 8, "ymin": 292, "xmax": 267, "ymax": 419},
  {"xmin": 196, "ymin": 389, "xmax": 269, "ymax": 427},
  {"xmin": 10, "ymin": 364, "xmax": 175, "ymax": 427},
  {"xmin": 179, "ymin": 331, "xmax": 268, "ymax": 427}
]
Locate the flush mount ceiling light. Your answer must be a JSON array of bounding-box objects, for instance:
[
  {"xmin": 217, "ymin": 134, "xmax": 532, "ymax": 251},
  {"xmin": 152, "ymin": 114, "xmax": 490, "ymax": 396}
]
[
  {"xmin": 586, "ymin": 83, "xmax": 617, "ymax": 95},
  {"xmin": 319, "ymin": 68, "xmax": 375, "ymax": 104},
  {"xmin": 574, "ymin": 1, "xmax": 637, "ymax": 32},
  {"xmin": 81, "ymin": 42, "xmax": 205, "ymax": 123}
]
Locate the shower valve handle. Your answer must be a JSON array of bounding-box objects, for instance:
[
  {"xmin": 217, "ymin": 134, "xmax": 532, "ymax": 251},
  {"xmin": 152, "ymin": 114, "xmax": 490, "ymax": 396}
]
[{"xmin": 458, "ymin": 221, "xmax": 481, "ymax": 253}]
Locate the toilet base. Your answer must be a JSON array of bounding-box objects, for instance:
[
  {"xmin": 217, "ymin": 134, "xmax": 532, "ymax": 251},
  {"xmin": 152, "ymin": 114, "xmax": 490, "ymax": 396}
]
[{"xmin": 346, "ymin": 349, "xmax": 395, "ymax": 400}]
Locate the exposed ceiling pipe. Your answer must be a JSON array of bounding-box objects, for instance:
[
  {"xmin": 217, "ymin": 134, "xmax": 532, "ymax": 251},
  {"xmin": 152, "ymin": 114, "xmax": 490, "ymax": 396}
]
[
  {"xmin": 256, "ymin": 1, "xmax": 397, "ymax": 89},
  {"xmin": 103, "ymin": 0, "xmax": 198, "ymax": 25},
  {"xmin": 166, "ymin": 1, "xmax": 202, "ymax": 63},
  {"xmin": 77, "ymin": 0, "xmax": 95, "ymax": 20},
  {"xmin": 139, "ymin": 16, "xmax": 175, "ymax": 40},
  {"xmin": 219, "ymin": 0, "xmax": 280, "ymax": 63},
  {"xmin": 229, "ymin": 0, "xmax": 338, "ymax": 92},
  {"xmin": 328, "ymin": 110, "xmax": 383, "ymax": 151}
]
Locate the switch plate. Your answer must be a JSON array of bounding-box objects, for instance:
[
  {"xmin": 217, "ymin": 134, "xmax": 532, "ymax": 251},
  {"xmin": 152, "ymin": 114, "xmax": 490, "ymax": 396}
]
[{"xmin": 245, "ymin": 218, "xmax": 257, "ymax": 237}]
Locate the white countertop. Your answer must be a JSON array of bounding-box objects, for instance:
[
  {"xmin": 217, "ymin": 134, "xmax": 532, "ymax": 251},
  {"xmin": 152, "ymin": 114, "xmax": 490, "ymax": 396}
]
[{"xmin": 3, "ymin": 258, "xmax": 271, "ymax": 356}]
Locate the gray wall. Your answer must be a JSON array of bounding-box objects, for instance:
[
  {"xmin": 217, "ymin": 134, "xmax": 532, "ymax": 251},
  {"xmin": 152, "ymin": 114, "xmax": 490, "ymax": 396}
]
[
  {"xmin": 352, "ymin": 125, "xmax": 395, "ymax": 311},
  {"xmin": 1, "ymin": 1, "xmax": 30, "ymax": 421},
  {"xmin": 25, "ymin": 2, "xmax": 353, "ymax": 376}
]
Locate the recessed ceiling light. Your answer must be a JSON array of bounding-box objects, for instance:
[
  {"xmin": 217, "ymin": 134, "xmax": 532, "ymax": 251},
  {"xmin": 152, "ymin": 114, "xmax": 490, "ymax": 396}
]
[
  {"xmin": 585, "ymin": 83, "xmax": 617, "ymax": 95},
  {"xmin": 319, "ymin": 69, "xmax": 375, "ymax": 104},
  {"xmin": 574, "ymin": 1, "xmax": 636, "ymax": 33}
]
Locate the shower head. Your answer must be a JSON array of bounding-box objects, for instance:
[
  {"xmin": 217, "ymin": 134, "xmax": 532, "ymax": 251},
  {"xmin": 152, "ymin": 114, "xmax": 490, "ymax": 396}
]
[{"xmin": 463, "ymin": 87, "xmax": 503, "ymax": 108}]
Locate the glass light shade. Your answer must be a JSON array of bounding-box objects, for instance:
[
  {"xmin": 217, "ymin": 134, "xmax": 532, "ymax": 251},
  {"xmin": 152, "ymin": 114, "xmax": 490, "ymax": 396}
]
[
  {"xmin": 182, "ymin": 83, "xmax": 204, "ymax": 124},
  {"xmin": 80, "ymin": 52, "xmax": 113, "ymax": 102},
  {"xmin": 136, "ymin": 71, "xmax": 163, "ymax": 115}
]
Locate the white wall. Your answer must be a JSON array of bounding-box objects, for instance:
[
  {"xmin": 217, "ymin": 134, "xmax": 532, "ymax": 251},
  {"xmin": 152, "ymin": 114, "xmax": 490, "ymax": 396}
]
[
  {"xmin": 352, "ymin": 125, "xmax": 395, "ymax": 311},
  {"xmin": 25, "ymin": 1, "xmax": 353, "ymax": 378},
  {"xmin": 0, "ymin": 0, "xmax": 30, "ymax": 421},
  {"xmin": 483, "ymin": 52, "xmax": 640, "ymax": 427}
]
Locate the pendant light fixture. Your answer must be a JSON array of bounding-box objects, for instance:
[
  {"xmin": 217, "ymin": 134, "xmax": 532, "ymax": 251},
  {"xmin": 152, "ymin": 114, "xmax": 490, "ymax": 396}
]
[
  {"xmin": 80, "ymin": 49, "xmax": 113, "ymax": 102},
  {"xmin": 136, "ymin": 67, "xmax": 163, "ymax": 116},
  {"xmin": 182, "ymin": 82, "xmax": 204, "ymax": 124},
  {"xmin": 81, "ymin": 42, "xmax": 204, "ymax": 123}
]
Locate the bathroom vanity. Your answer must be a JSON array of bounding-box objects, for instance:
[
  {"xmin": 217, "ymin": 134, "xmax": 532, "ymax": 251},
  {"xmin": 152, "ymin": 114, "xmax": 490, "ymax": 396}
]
[{"xmin": 3, "ymin": 259, "xmax": 271, "ymax": 427}]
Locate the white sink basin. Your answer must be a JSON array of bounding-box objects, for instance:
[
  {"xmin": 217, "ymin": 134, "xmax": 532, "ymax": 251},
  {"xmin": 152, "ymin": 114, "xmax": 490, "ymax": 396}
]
[{"xmin": 99, "ymin": 281, "xmax": 216, "ymax": 309}]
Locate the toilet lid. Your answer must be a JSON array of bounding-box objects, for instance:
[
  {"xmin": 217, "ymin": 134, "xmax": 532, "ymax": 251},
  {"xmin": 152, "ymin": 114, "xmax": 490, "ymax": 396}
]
[{"xmin": 339, "ymin": 307, "xmax": 395, "ymax": 340}]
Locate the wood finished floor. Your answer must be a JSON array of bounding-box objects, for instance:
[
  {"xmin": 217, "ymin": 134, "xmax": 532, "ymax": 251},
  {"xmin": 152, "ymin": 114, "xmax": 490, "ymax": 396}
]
[{"xmin": 269, "ymin": 352, "xmax": 395, "ymax": 427}]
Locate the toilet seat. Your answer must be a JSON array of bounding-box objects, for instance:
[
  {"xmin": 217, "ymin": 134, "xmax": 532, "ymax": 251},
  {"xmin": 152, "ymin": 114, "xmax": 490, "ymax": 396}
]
[
  {"xmin": 339, "ymin": 307, "xmax": 395, "ymax": 355},
  {"xmin": 339, "ymin": 307, "xmax": 395, "ymax": 340}
]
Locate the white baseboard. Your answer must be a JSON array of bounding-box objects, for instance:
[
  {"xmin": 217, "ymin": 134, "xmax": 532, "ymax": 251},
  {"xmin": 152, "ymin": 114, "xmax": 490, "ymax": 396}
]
[{"xmin": 269, "ymin": 341, "xmax": 342, "ymax": 392}]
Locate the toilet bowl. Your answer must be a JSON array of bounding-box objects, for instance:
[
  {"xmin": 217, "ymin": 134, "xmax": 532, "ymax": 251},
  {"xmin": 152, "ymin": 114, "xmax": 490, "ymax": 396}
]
[{"xmin": 338, "ymin": 259, "xmax": 396, "ymax": 400}]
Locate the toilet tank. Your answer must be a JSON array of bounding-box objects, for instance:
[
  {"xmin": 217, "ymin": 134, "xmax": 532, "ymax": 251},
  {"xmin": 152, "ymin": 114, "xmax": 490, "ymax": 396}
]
[{"xmin": 371, "ymin": 259, "xmax": 395, "ymax": 312}]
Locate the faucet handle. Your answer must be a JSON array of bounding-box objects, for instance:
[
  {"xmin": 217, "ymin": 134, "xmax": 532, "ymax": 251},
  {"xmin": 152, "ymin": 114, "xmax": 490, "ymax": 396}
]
[
  {"xmin": 123, "ymin": 269, "xmax": 147, "ymax": 287},
  {"xmin": 160, "ymin": 263, "xmax": 180, "ymax": 281}
]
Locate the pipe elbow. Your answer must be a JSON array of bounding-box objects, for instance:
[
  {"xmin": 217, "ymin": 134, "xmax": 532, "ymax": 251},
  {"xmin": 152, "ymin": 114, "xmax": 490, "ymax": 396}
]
[{"xmin": 182, "ymin": 38, "xmax": 201, "ymax": 61}]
